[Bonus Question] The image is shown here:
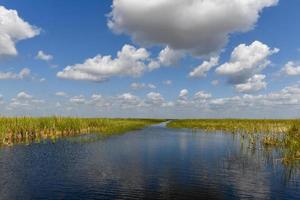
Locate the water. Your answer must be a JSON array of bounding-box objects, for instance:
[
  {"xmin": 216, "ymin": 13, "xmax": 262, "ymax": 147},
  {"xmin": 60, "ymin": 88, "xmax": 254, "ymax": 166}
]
[{"xmin": 0, "ymin": 123, "xmax": 299, "ymax": 200}]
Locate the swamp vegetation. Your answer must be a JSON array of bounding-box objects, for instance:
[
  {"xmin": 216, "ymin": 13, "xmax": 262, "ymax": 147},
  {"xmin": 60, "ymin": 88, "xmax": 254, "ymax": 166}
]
[
  {"xmin": 168, "ymin": 119, "xmax": 300, "ymax": 165},
  {"xmin": 0, "ymin": 117, "xmax": 165, "ymax": 146},
  {"xmin": 1, "ymin": 117, "xmax": 300, "ymax": 166}
]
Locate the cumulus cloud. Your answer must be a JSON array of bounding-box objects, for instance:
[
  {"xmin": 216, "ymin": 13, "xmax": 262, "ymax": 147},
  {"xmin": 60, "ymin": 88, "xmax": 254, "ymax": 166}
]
[
  {"xmin": 88, "ymin": 94, "xmax": 111, "ymax": 108},
  {"xmin": 90, "ymin": 94, "xmax": 102, "ymax": 101},
  {"xmin": 69, "ymin": 95, "xmax": 86, "ymax": 104},
  {"xmin": 158, "ymin": 46, "xmax": 184, "ymax": 66},
  {"xmin": 146, "ymin": 92, "xmax": 165, "ymax": 106},
  {"xmin": 216, "ymin": 41, "xmax": 278, "ymax": 93},
  {"xmin": 57, "ymin": 44, "xmax": 151, "ymax": 82},
  {"xmin": 118, "ymin": 93, "xmax": 143, "ymax": 108},
  {"xmin": 208, "ymin": 84, "xmax": 300, "ymax": 110},
  {"xmin": 148, "ymin": 46, "xmax": 184, "ymax": 70},
  {"xmin": 281, "ymin": 61, "xmax": 300, "ymax": 76},
  {"xmin": 192, "ymin": 91, "xmax": 212, "ymax": 108},
  {"xmin": 178, "ymin": 89, "xmax": 189, "ymax": 105},
  {"xmin": 0, "ymin": 68, "xmax": 31, "ymax": 80},
  {"xmin": 0, "ymin": 6, "xmax": 40, "ymax": 57},
  {"xmin": 179, "ymin": 89, "xmax": 188, "ymax": 99},
  {"xmin": 130, "ymin": 82, "xmax": 156, "ymax": 90},
  {"xmin": 8, "ymin": 91, "xmax": 44, "ymax": 110},
  {"xmin": 17, "ymin": 91, "xmax": 32, "ymax": 99},
  {"xmin": 189, "ymin": 57, "xmax": 219, "ymax": 78},
  {"xmin": 36, "ymin": 50, "xmax": 53, "ymax": 61},
  {"xmin": 235, "ymin": 74, "xmax": 267, "ymax": 93},
  {"xmin": 216, "ymin": 41, "xmax": 279, "ymax": 84},
  {"xmin": 108, "ymin": 0, "xmax": 278, "ymax": 55},
  {"xmin": 4, "ymin": 84, "xmax": 300, "ymax": 118},
  {"xmin": 194, "ymin": 91, "xmax": 212, "ymax": 100}
]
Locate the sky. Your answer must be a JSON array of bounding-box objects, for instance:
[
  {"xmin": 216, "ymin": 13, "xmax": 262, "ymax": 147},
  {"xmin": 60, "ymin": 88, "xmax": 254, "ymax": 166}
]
[{"xmin": 0, "ymin": 0, "xmax": 300, "ymax": 118}]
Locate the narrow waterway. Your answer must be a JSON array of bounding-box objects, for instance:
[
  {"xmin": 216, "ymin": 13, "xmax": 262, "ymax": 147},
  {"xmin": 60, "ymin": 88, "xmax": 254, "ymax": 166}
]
[{"xmin": 0, "ymin": 123, "xmax": 299, "ymax": 200}]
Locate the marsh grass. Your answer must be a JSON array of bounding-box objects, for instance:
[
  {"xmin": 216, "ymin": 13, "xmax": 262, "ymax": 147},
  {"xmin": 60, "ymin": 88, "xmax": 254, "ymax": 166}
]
[
  {"xmin": 167, "ymin": 119, "xmax": 296, "ymax": 134},
  {"xmin": 167, "ymin": 119, "xmax": 300, "ymax": 165},
  {"xmin": 0, "ymin": 117, "xmax": 165, "ymax": 146}
]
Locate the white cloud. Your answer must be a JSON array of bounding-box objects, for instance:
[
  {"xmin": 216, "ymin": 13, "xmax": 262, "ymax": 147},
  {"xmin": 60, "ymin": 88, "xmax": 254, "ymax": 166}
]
[
  {"xmin": 118, "ymin": 93, "xmax": 142, "ymax": 108},
  {"xmin": 178, "ymin": 89, "xmax": 189, "ymax": 105},
  {"xmin": 55, "ymin": 92, "xmax": 68, "ymax": 97},
  {"xmin": 70, "ymin": 95, "xmax": 86, "ymax": 104},
  {"xmin": 17, "ymin": 91, "xmax": 32, "ymax": 99},
  {"xmin": 148, "ymin": 46, "xmax": 184, "ymax": 70},
  {"xmin": 148, "ymin": 84, "xmax": 156, "ymax": 89},
  {"xmin": 194, "ymin": 91, "xmax": 212, "ymax": 100},
  {"xmin": 36, "ymin": 50, "xmax": 53, "ymax": 61},
  {"xmin": 216, "ymin": 41, "xmax": 278, "ymax": 93},
  {"xmin": 3, "ymin": 83, "xmax": 300, "ymax": 118},
  {"xmin": 163, "ymin": 80, "xmax": 172, "ymax": 85},
  {"xmin": 0, "ymin": 68, "xmax": 31, "ymax": 80},
  {"xmin": 207, "ymin": 84, "xmax": 300, "ymax": 111},
  {"xmin": 179, "ymin": 89, "xmax": 188, "ymax": 99},
  {"xmin": 189, "ymin": 57, "xmax": 219, "ymax": 78},
  {"xmin": 89, "ymin": 94, "xmax": 113, "ymax": 108},
  {"xmin": 91, "ymin": 94, "xmax": 102, "ymax": 101},
  {"xmin": 192, "ymin": 91, "xmax": 212, "ymax": 108},
  {"xmin": 281, "ymin": 61, "xmax": 300, "ymax": 76},
  {"xmin": 130, "ymin": 82, "xmax": 156, "ymax": 90},
  {"xmin": 8, "ymin": 91, "xmax": 44, "ymax": 110},
  {"xmin": 108, "ymin": 0, "xmax": 278, "ymax": 55},
  {"xmin": 57, "ymin": 44, "xmax": 150, "ymax": 82},
  {"xmin": 0, "ymin": 6, "xmax": 40, "ymax": 57},
  {"xmin": 158, "ymin": 46, "xmax": 183, "ymax": 66},
  {"xmin": 216, "ymin": 41, "xmax": 279, "ymax": 84},
  {"xmin": 235, "ymin": 74, "xmax": 267, "ymax": 93},
  {"xmin": 146, "ymin": 92, "xmax": 165, "ymax": 106}
]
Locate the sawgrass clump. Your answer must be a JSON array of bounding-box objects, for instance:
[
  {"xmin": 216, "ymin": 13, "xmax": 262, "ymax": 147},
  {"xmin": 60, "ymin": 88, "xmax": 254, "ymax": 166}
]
[
  {"xmin": 0, "ymin": 117, "xmax": 165, "ymax": 146},
  {"xmin": 167, "ymin": 119, "xmax": 296, "ymax": 134}
]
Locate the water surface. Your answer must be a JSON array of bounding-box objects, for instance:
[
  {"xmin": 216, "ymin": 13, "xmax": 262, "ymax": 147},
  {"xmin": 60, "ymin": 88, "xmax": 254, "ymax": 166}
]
[{"xmin": 0, "ymin": 123, "xmax": 299, "ymax": 199}]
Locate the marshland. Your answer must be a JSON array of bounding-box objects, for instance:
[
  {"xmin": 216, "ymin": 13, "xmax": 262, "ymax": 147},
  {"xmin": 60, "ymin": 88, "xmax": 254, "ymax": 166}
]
[
  {"xmin": 1, "ymin": 118, "xmax": 300, "ymax": 199},
  {"xmin": 168, "ymin": 119, "xmax": 300, "ymax": 165},
  {"xmin": 1, "ymin": 119, "xmax": 300, "ymax": 199},
  {"xmin": 1, "ymin": 117, "xmax": 300, "ymax": 166},
  {"xmin": 0, "ymin": 117, "xmax": 165, "ymax": 146}
]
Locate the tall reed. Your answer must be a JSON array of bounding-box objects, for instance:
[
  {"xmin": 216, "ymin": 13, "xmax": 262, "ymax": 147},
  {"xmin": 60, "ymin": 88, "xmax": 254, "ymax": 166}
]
[
  {"xmin": 167, "ymin": 119, "xmax": 300, "ymax": 165},
  {"xmin": 0, "ymin": 117, "xmax": 165, "ymax": 146}
]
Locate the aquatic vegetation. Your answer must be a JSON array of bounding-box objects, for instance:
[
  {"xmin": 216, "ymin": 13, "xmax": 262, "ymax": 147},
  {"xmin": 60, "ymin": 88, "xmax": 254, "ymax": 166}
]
[
  {"xmin": 167, "ymin": 119, "xmax": 297, "ymax": 134},
  {"xmin": 281, "ymin": 125, "xmax": 300, "ymax": 165},
  {"xmin": 167, "ymin": 119, "xmax": 300, "ymax": 165},
  {"xmin": 0, "ymin": 117, "xmax": 165, "ymax": 146}
]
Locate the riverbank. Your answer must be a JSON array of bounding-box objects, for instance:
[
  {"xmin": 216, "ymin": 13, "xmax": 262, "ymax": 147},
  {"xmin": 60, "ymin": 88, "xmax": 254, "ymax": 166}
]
[
  {"xmin": 0, "ymin": 117, "xmax": 165, "ymax": 146},
  {"xmin": 167, "ymin": 119, "xmax": 300, "ymax": 165}
]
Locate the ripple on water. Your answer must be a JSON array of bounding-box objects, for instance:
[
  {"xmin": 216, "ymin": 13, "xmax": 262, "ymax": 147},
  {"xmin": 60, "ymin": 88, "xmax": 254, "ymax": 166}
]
[{"xmin": 0, "ymin": 124, "xmax": 300, "ymax": 200}]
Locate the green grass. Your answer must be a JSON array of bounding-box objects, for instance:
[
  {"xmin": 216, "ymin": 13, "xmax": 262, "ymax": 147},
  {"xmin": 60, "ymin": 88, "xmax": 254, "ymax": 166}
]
[
  {"xmin": 167, "ymin": 119, "xmax": 298, "ymax": 134},
  {"xmin": 0, "ymin": 117, "xmax": 165, "ymax": 146},
  {"xmin": 167, "ymin": 119, "xmax": 300, "ymax": 165}
]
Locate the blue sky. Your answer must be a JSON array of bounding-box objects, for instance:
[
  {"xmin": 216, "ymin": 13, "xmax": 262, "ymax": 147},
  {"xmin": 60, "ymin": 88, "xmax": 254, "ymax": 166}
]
[{"xmin": 0, "ymin": 0, "xmax": 300, "ymax": 118}]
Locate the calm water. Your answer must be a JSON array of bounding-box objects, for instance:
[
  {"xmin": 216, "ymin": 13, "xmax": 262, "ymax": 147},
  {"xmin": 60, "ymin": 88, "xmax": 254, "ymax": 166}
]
[{"xmin": 0, "ymin": 123, "xmax": 300, "ymax": 200}]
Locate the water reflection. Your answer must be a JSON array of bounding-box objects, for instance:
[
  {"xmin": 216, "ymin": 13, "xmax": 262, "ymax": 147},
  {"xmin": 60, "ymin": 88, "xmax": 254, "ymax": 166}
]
[{"xmin": 0, "ymin": 124, "xmax": 299, "ymax": 199}]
